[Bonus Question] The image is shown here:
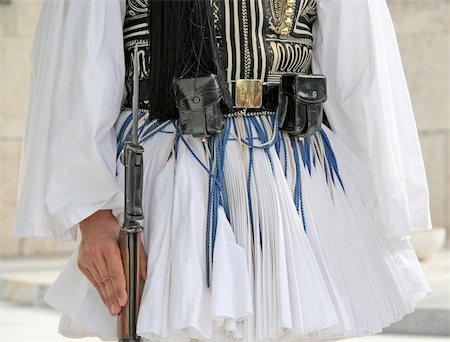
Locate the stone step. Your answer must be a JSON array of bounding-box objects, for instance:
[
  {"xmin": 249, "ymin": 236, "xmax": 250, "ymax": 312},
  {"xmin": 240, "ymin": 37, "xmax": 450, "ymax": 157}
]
[{"xmin": 0, "ymin": 256, "xmax": 65, "ymax": 307}]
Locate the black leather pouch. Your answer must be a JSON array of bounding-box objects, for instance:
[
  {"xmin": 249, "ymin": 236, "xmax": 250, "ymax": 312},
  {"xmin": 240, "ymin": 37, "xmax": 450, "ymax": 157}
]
[
  {"xmin": 174, "ymin": 74, "xmax": 224, "ymax": 139},
  {"xmin": 278, "ymin": 73, "xmax": 327, "ymax": 137}
]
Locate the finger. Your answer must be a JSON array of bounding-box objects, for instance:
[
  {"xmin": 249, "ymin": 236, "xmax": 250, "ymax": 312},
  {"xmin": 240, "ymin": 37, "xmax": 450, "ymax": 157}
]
[
  {"xmin": 95, "ymin": 256, "xmax": 121, "ymax": 316},
  {"xmin": 104, "ymin": 244, "xmax": 128, "ymax": 308},
  {"xmin": 78, "ymin": 258, "xmax": 109, "ymax": 308},
  {"xmin": 139, "ymin": 243, "xmax": 148, "ymax": 280},
  {"xmin": 86, "ymin": 266, "xmax": 109, "ymax": 308}
]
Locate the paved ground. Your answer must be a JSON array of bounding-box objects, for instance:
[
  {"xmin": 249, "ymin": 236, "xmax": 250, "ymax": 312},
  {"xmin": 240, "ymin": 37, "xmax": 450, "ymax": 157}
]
[{"xmin": 0, "ymin": 300, "xmax": 448, "ymax": 342}]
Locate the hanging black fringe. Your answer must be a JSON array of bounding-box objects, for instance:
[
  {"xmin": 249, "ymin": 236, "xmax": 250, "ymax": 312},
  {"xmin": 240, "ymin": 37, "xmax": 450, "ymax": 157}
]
[{"xmin": 148, "ymin": 0, "xmax": 232, "ymax": 121}]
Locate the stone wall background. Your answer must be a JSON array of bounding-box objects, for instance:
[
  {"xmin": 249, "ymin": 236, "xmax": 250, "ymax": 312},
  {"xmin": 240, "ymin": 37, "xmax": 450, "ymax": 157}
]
[
  {"xmin": 0, "ymin": 0, "xmax": 448, "ymax": 257},
  {"xmin": 388, "ymin": 0, "xmax": 449, "ymax": 240},
  {"xmin": 0, "ymin": 0, "xmax": 79, "ymax": 256}
]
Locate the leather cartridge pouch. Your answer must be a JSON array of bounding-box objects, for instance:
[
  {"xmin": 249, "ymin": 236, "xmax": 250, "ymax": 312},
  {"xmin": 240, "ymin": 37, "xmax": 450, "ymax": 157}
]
[
  {"xmin": 174, "ymin": 74, "xmax": 224, "ymax": 139},
  {"xmin": 278, "ymin": 73, "xmax": 327, "ymax": 137}
]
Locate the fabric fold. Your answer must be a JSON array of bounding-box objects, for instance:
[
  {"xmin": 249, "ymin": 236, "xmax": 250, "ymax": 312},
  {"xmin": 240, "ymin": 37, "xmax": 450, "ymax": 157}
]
[
  {"xmin": 312, "ymin": 0, "xmax": 432, "ymax": 239},
  {"xmin": 12, "ymin": 0, "xmax": 128, "ymax": 241}
]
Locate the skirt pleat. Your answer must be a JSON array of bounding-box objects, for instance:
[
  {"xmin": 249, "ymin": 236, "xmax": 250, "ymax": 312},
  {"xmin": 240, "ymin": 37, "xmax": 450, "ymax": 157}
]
[{"xmin": 43, "ymin": 111, "xmax": 431, "ymax": 342}]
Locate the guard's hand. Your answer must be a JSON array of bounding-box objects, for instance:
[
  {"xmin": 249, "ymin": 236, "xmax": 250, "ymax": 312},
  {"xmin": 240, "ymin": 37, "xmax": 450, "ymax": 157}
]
[{"xmin": 77, "ymin": 210, "xmax": 148, "ymax": 316}]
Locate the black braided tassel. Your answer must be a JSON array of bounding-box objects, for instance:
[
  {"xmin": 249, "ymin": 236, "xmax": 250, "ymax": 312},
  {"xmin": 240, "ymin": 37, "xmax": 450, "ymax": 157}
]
[{"xmin": 148, "ymin": 0, "xmax": 232, "ymax": 121}]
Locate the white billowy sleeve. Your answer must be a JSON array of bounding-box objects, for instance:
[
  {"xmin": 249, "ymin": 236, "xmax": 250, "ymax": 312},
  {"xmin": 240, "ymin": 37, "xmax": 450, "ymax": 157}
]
[
  {"xmin": 312, "ymin": 0, "xmax": 432, "ymax": 239},
  {"xmin": 12, "ymin": 0, "xmax": 127, "ymax": 241}
]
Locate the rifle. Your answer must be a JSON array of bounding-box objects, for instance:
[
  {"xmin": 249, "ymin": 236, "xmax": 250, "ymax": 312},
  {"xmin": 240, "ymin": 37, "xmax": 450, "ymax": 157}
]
[{"xmin": 118, "ymin": 44, "xmax": 144, "ymax": 342}]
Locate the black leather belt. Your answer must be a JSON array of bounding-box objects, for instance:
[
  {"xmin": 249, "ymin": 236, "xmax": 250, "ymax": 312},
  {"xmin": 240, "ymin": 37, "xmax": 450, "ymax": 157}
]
[
  {"xmin": 259, "ymin": 83, "xmax": 279, "ymax": 110},
  {"xmin": 129, "ymin": 78, "xmax": 281, "ymax": 119}
]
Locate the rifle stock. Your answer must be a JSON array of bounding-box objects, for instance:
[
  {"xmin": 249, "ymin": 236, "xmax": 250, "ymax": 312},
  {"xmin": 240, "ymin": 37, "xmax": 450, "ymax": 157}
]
[{"xmin": 118, "ymin": 228, "xmax": 142, "ymax": 341}]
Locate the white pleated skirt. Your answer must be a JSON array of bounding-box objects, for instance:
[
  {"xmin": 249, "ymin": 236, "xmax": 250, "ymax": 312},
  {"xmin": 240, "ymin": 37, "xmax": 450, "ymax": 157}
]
[{"xmin": 44, "ymin": 109, "xmax": 431, "ymax": 342}]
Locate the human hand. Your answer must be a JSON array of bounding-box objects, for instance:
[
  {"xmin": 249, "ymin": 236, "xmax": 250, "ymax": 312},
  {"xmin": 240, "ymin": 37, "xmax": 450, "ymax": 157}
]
[{"xmin": 77, "ymin": 210, "xmax": 148, "ymax": 316}]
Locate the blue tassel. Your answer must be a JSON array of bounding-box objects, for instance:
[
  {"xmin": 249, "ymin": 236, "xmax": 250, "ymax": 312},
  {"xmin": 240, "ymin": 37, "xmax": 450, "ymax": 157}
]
[
  {"xmin": 204, "ymin": 120, "xmax": 231, "ymax": 287},
  {"xmin": 249, "ymin": 116, "xmax": 274, "ymax": 173},
  {"xmin": 319, "ymin": 130, "xmax": 345, "ymax": 192},
  {"xmin": 244, "ymin": 118, "xmax": 257, "ymax": 250},
  {"xmin": 116, "ymin": 110, "xmax": 172, "ymax": 159}
]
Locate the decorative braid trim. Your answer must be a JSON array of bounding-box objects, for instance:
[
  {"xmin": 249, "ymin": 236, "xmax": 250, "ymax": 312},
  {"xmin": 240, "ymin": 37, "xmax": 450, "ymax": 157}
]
[{"xmin": 224, "ymin": 109, "xmax": 277, "ymax": 118}]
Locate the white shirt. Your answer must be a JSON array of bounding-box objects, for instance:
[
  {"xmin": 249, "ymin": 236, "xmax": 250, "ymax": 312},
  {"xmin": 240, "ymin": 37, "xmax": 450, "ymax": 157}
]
[{"xmin": 12, "ymin": 0, "xmax": 432, "ymax": 242}]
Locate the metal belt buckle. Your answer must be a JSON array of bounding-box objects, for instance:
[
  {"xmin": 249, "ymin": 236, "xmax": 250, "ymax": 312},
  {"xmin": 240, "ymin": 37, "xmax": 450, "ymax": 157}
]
[{"xmin": 235, "ymin": 79, "xmax": 263, "ymax": 108}]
